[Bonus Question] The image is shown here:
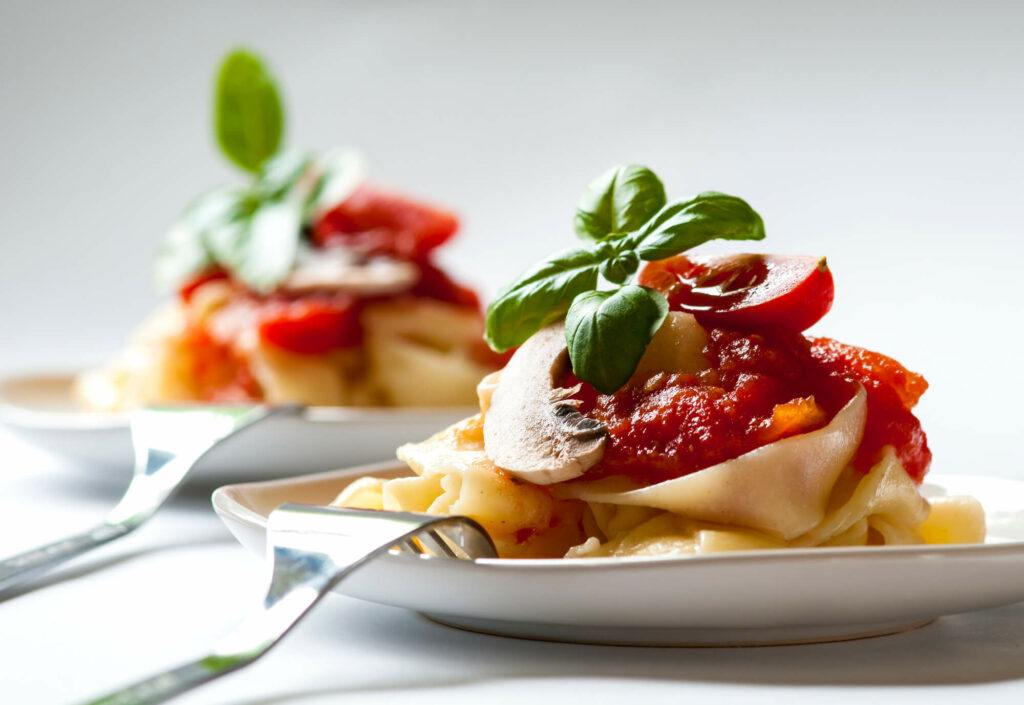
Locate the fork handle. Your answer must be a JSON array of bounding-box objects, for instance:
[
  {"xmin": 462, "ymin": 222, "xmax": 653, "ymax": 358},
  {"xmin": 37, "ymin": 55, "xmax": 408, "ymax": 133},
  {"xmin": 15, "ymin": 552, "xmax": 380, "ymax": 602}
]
[
  {"xmin": 79, "ymin": 507, "xmax": 462, "ymax": 705},
  {"xmin": 0, "ymin": 523, "xmax": 128, "ymax": 595},
  {"xmin": 81, "ymin": 555, "xmax": 342, "ymax": 705},
  {"xmin": 81, "ymin": 655, "xmax": 249, "ymax": 705}
]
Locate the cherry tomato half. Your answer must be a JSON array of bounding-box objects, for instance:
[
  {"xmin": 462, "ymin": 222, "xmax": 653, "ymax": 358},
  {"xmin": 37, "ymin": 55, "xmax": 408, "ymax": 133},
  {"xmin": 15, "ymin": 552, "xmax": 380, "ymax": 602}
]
[
  {"xmin": 638, "ymin": 253, "xmax": 834, "ymax": 332},
  {"xmin": 313, "ymin": 185, "xmax": 459, "ymax": 261}
]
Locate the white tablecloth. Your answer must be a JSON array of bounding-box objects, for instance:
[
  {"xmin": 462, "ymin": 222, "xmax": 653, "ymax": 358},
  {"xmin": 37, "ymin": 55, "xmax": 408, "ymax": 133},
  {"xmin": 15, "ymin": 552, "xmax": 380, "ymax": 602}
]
[{"xmin": 3, "ymin": 427, "xmax": 1024, "ymax": 705}]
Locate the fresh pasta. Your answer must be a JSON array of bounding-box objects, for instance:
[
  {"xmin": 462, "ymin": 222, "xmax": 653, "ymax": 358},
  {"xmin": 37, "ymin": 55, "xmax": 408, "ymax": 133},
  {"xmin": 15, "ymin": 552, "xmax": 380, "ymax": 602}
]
[
  {"xmin": 333, "ymin": 411, "xmax": 985, "ymax": 559},
  {"xmin": 77, "ymin": 291, "xmax": 497, "ymax": 411},
  {"xmin": 332, "ymin": 301, "xmax": 985, "ymax": 559}
]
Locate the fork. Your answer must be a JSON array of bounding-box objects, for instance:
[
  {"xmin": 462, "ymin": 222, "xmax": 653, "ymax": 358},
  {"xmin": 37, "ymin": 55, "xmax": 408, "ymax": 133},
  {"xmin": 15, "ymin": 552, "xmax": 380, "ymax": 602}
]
[
  {"xmin": 82, "ymin": 504, "xmax": 498, "ymax": 705},
  {"xmin": 0, "ymin": 404, "xmax": 298, "ymax": 595}
]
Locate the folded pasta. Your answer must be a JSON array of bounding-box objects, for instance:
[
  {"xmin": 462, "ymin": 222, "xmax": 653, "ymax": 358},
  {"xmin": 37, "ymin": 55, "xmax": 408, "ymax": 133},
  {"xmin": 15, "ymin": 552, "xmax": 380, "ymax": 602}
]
[
  {"xmin": 334, "ymin": 169, "xmax": 985, "ymax": 558},
  {"xmin": 333, "ymin": 310, "xmax": 984, "ymax": 558}
]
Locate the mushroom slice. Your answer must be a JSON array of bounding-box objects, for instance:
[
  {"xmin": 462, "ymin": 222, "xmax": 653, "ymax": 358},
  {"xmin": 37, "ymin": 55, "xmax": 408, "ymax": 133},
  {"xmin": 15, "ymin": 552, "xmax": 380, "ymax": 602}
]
[
  {"xmin": 483, "ymin": 323, "xmax": 607, "ymax": 485},
  {"xmin": 281, "ymin": 245, "xmax": 419, "ymax": 295}
]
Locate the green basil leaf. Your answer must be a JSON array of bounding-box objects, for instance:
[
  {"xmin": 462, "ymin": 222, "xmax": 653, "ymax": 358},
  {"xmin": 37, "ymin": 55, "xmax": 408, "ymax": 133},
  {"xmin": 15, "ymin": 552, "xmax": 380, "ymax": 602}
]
[
  {"xmin": 154, "ymin": 186, "xmax": 250, "ymax": 291},
  {"xmin": 231, "ymin": 198, "xmax": 303, "ymax": 291},
  {"xmin": 154, "ymin": 219, "xmax": 212, "ymax": 292},
  {"xmin": 485, "ymin": 247, "xmax": 605, "ymax": 351},
  {"xmin": 306, "ymin": 148, "xmax": 366, "ymax": 221},
  {"xmin": 254, "ymin": 150, "xmax": 314, "ymax": 201},
  {"xmin": 215, "ymin": 49, "xmax": 284, "ymax": 173},
  {"xmin": 565, "ymin": 285, "xmax": 668, "ymax": 394},
  {"xmin": 625, "ymin": 191, "xmax": 765, "ymax": 261},
  {"xmin": 200, "ymin": 195, "xmax": 304, "ymax": 293},
  {"xmin": 573, "ymin": 164, "xmax": 666, "ymax": 242}
]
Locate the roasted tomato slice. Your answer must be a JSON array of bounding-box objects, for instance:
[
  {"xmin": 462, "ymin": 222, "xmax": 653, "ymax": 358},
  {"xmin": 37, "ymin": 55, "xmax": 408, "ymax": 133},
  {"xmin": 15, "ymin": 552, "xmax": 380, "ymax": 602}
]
[
  {"xmin": 258, "ymin": 296, "xmax": 363, "ymax": 355},
  {"xmin": 638, "ymin": 253, "xmax": 834, "ymax": 332},
  {"xmin": 313, "ymin": 185, "xmax": 459, "ymax": 261}
]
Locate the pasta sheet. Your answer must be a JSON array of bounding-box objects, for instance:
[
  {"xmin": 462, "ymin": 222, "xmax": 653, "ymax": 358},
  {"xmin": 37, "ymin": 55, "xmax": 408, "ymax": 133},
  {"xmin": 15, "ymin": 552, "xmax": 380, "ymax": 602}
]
[
  {"xmin": 75, "ymin": 284, "xmax": 492, "ymax": 410},
  {"xmin": 332, "ymin": 413, "xmax": 986, "ymax": 558}
]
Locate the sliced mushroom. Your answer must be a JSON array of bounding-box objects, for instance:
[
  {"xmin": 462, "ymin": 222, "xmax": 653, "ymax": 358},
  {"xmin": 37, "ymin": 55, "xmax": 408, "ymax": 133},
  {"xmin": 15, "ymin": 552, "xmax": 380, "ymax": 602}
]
[
  {"xmin": 281, "ymin": 245, "xmax": 419, "ymax": 295},
  {"xmin": 483, "ymin": 323, "xmax": 607, "ymax": 485}
]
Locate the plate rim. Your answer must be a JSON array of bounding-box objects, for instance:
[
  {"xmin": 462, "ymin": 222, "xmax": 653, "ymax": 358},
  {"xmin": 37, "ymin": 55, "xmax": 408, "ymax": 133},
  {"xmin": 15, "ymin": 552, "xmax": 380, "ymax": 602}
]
[
  {"xmin": 212, "ymin": 462, "xmax": 1024, "ymax": 570},
  {"xmin": 0, "ymin": 371, "xmax": 478, "ymax": 430}
]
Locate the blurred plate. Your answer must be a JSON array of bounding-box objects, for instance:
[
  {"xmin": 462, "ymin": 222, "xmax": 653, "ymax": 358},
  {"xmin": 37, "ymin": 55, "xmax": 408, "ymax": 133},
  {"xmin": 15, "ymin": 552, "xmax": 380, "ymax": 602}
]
[
  {"xmin": 214, "ymin": 465, "xmax": 1024, "ymax": 646},
  {"xmin": 0, "ymin": 373, "xmax": 473, "ymax": 481}
]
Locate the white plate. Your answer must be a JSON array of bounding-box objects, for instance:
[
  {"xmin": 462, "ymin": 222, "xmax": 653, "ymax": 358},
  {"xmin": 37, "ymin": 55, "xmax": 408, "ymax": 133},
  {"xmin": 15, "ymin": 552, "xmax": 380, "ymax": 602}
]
[
  {"xmin": 0, "ymin": 373, "xmax": 474, "ymax": 481},
  {"xmin": 213, "ymin": 463, "xmax": 1024, "ymax": 646}
]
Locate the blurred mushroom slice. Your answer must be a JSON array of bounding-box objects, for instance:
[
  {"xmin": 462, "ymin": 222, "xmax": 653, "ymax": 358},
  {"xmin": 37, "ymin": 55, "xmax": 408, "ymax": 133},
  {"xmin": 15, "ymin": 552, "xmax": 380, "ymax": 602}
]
[
  {"xmin": 483, "ymin": 323, "xmax": 607, "ymax": 485},
  {"xmin": 281, "ymin": 244, "xmax": 419, "ymax": 295}
]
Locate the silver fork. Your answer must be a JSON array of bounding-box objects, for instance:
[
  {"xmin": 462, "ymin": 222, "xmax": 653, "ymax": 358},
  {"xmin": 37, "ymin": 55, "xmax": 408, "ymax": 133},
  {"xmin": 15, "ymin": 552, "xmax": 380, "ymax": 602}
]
[
  {"xmin": 82, "ymin": 504, "xmax": 498, "ymax": 705},
  {"xmin": 0, "ymin": 404, "xmax": 298, "ymax": 595}
]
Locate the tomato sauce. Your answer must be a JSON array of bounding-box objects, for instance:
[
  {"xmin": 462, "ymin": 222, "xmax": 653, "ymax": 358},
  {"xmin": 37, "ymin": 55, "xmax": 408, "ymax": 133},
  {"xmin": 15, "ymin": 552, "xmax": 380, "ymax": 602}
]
[
  {"xmin": 809, "ymin": 338, "xmax": 931, "ymax": 481},
  {"xmin": 171, "ymin": 186, "xmax": 498, "ymax": 400},
  {"xmin": 175, "ymin": 187, "xmax": 485, "ymax": 360},
  {"xmin": 181, "ymin": 326, "xmax": 264, "ymax": 402},
  {"xmin": 571, "ymin": 327, "xmax": 931, "ymax": 486}
]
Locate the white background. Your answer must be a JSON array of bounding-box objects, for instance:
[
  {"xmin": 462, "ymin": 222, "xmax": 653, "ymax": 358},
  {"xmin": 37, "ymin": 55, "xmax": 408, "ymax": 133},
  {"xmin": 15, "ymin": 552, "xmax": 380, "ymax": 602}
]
[{"xmin": 2, "ymin": 1, "xmax": 1024, "ymax": 703}]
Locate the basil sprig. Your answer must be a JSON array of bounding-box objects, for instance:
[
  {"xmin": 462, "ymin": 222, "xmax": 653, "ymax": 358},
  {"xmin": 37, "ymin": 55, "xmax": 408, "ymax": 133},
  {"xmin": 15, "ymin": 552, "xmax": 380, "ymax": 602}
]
[
  {"xmin": 155, "ymin": 50, "xmax": 362, "ymax": 293},
  {"xmin": 485, "ymin": 164, "xmax": 765, "ymax": 394}
]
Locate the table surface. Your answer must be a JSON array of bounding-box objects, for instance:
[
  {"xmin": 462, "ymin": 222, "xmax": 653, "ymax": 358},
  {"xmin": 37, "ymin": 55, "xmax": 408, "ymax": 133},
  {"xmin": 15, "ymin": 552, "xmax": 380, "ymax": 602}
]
[{"xmin": 2, "ymin": 427, "xmax": 1024, "ymax": 705}]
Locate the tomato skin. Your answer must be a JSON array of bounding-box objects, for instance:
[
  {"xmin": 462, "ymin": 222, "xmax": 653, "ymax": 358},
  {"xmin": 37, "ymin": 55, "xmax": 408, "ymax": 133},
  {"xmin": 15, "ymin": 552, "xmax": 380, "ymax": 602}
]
[
  {"xmin": 258, "ymin": 296, "xmax": 363, "ymax": 355},
  {"xmin": 313, "ymin": 185, "xmax": 459, "ymax": 261},
  {"xmin": 638, "ymin": 254, "xmax": 834, "ymax": 332}
]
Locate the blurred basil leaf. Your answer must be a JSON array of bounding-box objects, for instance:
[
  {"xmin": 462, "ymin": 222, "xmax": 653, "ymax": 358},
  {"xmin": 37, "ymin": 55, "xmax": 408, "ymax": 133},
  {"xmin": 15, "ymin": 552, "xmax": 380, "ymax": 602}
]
[
  {"xmin": 154, "ymin": 186, "xmax": 248, "ymax": 291},
  {"xmin": 306, "ymin": 148, "xmax": 366, "ymax": 221},
  {"xmin": 216, "ymin": 49, "xmax": 284, "ymax": 173}
]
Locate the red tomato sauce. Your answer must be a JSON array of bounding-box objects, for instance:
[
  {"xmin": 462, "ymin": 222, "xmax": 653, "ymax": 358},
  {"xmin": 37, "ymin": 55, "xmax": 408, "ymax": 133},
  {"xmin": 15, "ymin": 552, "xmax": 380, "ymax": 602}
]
[
  {"xmin": 176, "ymin": 187, "xmax": 485, "ymax": 359},
  {"xmin": 182, "ymin": 327, "xmax": 264, "ymax": 402},
  {"xmin": 570, "ymin": 327, "xmax": 931, "ymax": 486},
  {"xmin": 809, "ymin": 338, "xmax": 930, "ymax": 481},
  {"xmin": 312, "ymin": 185, "xmax": 458, "ymax": 262}
]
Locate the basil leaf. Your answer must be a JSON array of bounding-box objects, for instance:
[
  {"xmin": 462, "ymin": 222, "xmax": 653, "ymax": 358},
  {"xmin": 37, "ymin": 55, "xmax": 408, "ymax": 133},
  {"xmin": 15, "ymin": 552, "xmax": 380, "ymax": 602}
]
[
  {"xmin": 254, "ymin": 150, "xmax": 314, "ymax": 201},
  {"xmin": 232, "ymin": 198, "xmax": 303, "ymax": 291},
  {"xmin": 216, "ymin": 49, "xmax": 284, "ymax": 173},
  {"xmin": 154, "ymin": 186, "xmax": 250, "ymax": 291},
  {"xmin": 154, "ymin": 218, "xmax": 212, "ymax": 292},
  {"xmin": 306, "ymin": 148, "xmax": 366, "ymax": 221},
  {"xmin": 485, "ymin": 247, "xmax": 605, "ymax": 351},
  {"xmin": 573, "ymin": 164, "xmax": 666, "ymax": 242},
  {"xmin": 565, "ymin": 285, "xmax": 668, "ymax": 394},
  {"xmin": 202, "ymin": 193, "xmax": 306, "ymax": 293},
  {"xmin": 625, "ymin": 191, "xmax": 765, "ymax": 261}
]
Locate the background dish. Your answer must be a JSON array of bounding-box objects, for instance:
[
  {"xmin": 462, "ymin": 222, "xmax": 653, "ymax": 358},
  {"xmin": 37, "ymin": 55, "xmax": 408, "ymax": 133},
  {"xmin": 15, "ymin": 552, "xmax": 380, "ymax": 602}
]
[
  {"xmin": 0, "ymin": 373, "xmax": 473, "ymax": 480},
  {"xmin": 214, "ymin": 463, "xmax": 1024, "ymax": 646}
]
